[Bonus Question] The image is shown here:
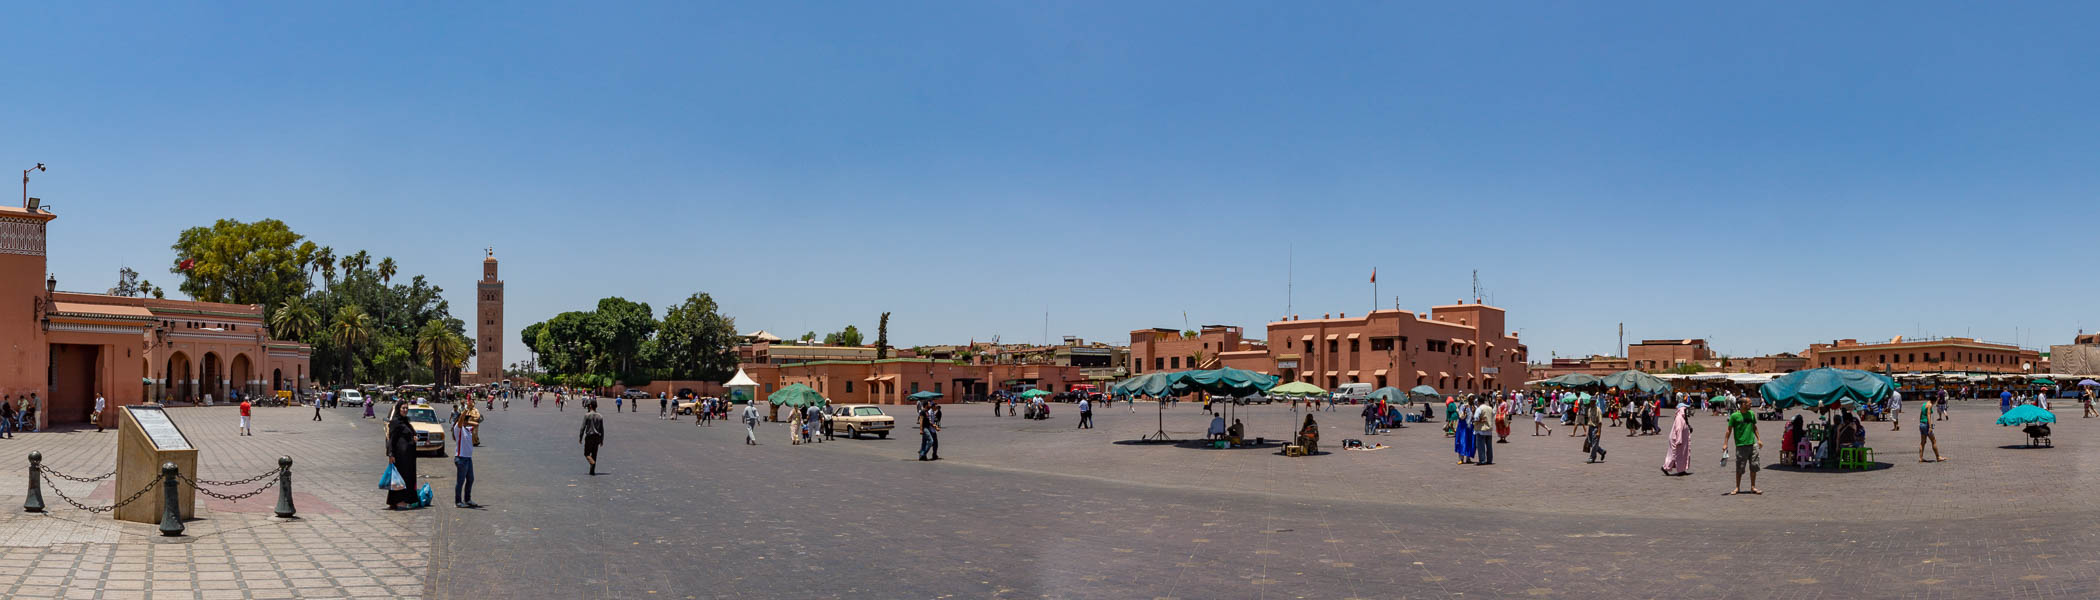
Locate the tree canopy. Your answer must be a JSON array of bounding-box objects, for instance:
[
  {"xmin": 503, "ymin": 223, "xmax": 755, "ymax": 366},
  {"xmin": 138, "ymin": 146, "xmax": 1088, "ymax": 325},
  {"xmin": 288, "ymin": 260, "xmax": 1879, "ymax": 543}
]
[{"xmin": 524, "ymin": 292, "xmax": 740, "ymax": 385}]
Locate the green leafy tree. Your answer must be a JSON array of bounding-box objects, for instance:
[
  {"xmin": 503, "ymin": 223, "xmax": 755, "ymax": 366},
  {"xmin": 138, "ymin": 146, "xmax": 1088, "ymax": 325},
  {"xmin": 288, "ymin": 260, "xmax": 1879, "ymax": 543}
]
[
  {"xmin": 875, "ymin": 312, "xmax": 891, "ymax": 359},
  {"xmin": 377, "ymin": 257, "xmax": 397, "ymax": 284},
  {"xmin": 593, "ymin": 297, "xmax": 657, "ymax": 380},
  {"xmin": 824, "ymin": 325, "xmax": 863, "ymax": 346},
  {"xmin": 656, "ymin": 293, "xmax": 740, "ymax": 381},
  {"xmin": 800, "ymin": 331, "xmax": 817, "ymax": 343},
  {"xmin": 169, "ymin": 218, "xmax": 323, "ymax": 307}
]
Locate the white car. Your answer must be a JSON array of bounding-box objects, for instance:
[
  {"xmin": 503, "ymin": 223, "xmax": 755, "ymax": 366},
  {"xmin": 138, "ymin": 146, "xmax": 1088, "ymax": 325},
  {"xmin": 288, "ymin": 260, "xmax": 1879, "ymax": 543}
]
[{"xmin": 338, "ymin": 389, "xmax": 364, "ymax": 406}]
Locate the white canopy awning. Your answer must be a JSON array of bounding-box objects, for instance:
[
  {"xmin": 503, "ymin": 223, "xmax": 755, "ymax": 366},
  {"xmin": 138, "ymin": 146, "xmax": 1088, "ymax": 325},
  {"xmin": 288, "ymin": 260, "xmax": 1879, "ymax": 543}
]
[{"xmin": 725, "ymin": 369, "xmax": 759, "ymax": 387}]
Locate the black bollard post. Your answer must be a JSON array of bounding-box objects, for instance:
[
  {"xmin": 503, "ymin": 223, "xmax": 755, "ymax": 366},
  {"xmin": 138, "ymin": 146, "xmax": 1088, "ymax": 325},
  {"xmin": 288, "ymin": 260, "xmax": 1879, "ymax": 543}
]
[
  {"xmin": 273, "ymin": 456, "xmax": 296, "ymax": 518},
  {"xmin": 23, "ymin": 451, "xmax": 44, "ymax": 513},
  {"xmin": 158, "ymin": 462, "xmax": 184, "ymax": 537}
]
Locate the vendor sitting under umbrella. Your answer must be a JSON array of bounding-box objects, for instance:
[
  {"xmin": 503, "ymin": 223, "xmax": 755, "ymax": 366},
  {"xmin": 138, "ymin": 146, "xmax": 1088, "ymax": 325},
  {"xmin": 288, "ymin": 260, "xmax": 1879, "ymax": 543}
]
[
  {"xmin": 1227, "ymin": 419, "xmax": 1244, "ymax": 446},
  {"xmin": 1208, "ymin": 415, "xmax": 1228, "ymax": 440}
]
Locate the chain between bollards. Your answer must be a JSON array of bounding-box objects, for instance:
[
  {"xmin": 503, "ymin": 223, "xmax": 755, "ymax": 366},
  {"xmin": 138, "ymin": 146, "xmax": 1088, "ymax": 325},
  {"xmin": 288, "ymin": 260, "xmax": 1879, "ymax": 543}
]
[
  {"xmin": 158, "ymin": 462, "xmax": 183, "ymax": 537},
  {"xmin": 23, "ymin": 451, "xmax": 44, "ymax": 513}
]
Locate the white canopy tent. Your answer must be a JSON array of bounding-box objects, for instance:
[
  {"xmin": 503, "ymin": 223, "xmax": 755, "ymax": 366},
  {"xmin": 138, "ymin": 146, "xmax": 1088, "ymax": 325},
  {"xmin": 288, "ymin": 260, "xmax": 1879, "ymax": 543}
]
[{"xmin": 725, "ymin": 368, "xmax": 761, "ymax": 404}]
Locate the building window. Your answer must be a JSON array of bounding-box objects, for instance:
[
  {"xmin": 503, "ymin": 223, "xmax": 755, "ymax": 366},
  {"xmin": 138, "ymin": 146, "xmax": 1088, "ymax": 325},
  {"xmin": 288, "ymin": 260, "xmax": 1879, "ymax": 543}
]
[
  {"xmin": 845, "ymin": 381, "xmax": 852, "ymax": 393},
  {"xmin": 1349, "ymin": 339, "xmax": 1359, "ymax": 353},
  {"xmin": 1155, "ymin": 357, "xmax": 1164, "ymax": 371},
  {"xmin": 934, "ymin": 383, "xmax": 942, "ymax": 393},
  {"xmin": 1327, "ymin": 340, "xmax": 1338, "ymax": 353},
  {"xmin": 910, "ymin": 382, "xmax": 919, "ymax": 393},
  {"xmin": 1170, "ymin": 357, "xmax": 1179, "ymax": 369},
  {"xmin": 1303, "ymin": 340, "xmax": 1312, "ymax": 353},
  {"xmin": 1371, "ymin": 338, "xmax": 1393, "ymax": 352}
]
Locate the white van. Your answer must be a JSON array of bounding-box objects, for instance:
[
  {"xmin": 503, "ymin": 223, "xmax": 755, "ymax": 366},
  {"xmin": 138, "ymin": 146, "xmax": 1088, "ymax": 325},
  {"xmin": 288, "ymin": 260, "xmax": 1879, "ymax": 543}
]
[{"xmin": 1333, "ymin": 383, "xmax": 1374, "ymax": 404}]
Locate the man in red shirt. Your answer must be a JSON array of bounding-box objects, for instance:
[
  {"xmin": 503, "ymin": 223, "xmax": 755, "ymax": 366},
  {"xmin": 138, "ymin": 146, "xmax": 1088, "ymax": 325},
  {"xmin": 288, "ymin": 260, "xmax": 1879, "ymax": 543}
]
[{"xmin": 239, "ymin": 399, "xmax": 253, "ymax": 436}]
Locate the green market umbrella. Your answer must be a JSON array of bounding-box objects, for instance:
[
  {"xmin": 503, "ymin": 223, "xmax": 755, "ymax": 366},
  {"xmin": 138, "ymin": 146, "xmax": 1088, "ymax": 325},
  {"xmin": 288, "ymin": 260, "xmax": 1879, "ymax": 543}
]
[
  {"xmin": 907, "ymin": 391, "xmax": 943, "ymax": 402},
  {"xmin": 1408, "ymin": 385, "xmax": 1441, "ymax": 400},
  {"xmin": 1600, "ymin": 370, "xmax": 1672, "ymax": 395},
  {"xmin": 1996, "ymin": 404, "xmax": 2057, "ymax": 426},
  {"xmin": 767, "ymin": 383, "xmax": 829, "ymax": 408},
  {"xmin": 1368, "ymin": 387, "xmax": 1406, "ymax": 403},
  {"xmin": 1173, "ymin": 368, "xmax": 1280, "ymax": 397},
  {"xmin": 1019, "ymin": 389, "xmax": 1050, "ymax": 398},
  {"xmin": 2031, "ymin": 378, "xmax": 2056, "ymax": 386},
  {"xmin": 1269, "ymin": 381, "xmax": 1327, "ymax": 397},
  {"xmin": 1538, "ymin": 373, "xmax": 1603, "ymax": 388},
  {"xmin": 1759, "ymin": 368, "xmax": 1896, "ymax": 410}
]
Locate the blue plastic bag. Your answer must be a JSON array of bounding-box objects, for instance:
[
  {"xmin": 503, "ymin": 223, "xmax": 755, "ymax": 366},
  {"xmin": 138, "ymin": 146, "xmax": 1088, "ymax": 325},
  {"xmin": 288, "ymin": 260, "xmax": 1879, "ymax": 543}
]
[
  {"xmin": 415, "ymin": 483, "xmax": 433, "ymax": 508},
  {"xmin": 379, "ymin": 465, "xmax": 406, "ymax": 491}
]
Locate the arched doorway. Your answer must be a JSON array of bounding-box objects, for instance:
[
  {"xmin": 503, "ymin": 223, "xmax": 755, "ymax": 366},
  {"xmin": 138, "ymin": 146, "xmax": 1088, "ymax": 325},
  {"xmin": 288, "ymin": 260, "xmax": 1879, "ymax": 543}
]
[
  {"xmin": 201, "ymin": 352, "xmax": 222, "ymax": 404},
  {"xmin": 166, "ymin": 352, "xmax": 193, "ymax": 404},
  {"xmin": 229, "ymin": 354, "xmax": 253, "ymax": 401},
  {"xmin": 273, "ymin": 368, "xmax": 283, "ymax": 392}
]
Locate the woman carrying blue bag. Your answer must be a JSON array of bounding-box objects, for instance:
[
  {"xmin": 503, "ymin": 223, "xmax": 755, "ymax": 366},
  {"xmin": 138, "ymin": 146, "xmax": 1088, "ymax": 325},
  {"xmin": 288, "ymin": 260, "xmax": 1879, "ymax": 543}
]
[{"xmin": 384, "ymin": 403, "xmax": 420, "ymax": 509}]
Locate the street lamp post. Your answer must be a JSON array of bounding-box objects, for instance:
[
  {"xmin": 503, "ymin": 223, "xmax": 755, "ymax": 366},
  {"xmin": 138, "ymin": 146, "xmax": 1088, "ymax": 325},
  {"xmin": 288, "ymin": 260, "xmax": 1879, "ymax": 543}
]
[{"xmin": 22, "ymin": 162, "xmax": 45, "ymax": 208}]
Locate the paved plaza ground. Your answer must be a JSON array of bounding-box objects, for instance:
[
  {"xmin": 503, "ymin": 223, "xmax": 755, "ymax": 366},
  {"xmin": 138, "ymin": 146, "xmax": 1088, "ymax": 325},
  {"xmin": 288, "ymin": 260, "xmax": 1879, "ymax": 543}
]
[{"xmin": 1, "ymin": 397, "xmax": 2096, "ymax": 598}]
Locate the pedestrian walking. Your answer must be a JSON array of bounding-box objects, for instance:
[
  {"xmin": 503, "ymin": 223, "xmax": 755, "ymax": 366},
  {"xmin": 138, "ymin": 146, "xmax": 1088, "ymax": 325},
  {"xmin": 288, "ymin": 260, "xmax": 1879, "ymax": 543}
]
[
  {"xmin": 1532, "ymin": 393, "xmax": 1552, "ymax": 436},
  {"xmin": 659, "ymin": 393, "xmax": 669, "ymax": 420},
  {"xmin": 239, "ymin": 398, "xmax": 253, "ymax": 436},
  {"xmin": 1918, "ymin": 399, "xmax": 1945, "ymax": 463},
  {"xmin": 579, "ymin": 401, "xmax": 605, "ymax": 475},
  {"xmin": 1361, "ymin": 402, "xmax": 1378, "ymax": 436},
  {"xmin": 1661, "ymin": 404, "xmax": 1692, "ymax": 475},
  {"xmin": 1888, "ymin": 390, "xmax": 1903, "ymax": 431},
  {"xmin": 1584, "ymin": 399, "xmax": 1607, "ymax": 463},
  {"xmin": 452, "ymin": 411, "xmax": 478, "ymax": 508},
  {"xmin": 917, "ymin": 402, "xmax": 942, "ymax": 461},
  {"xmin": 1077, "ymin": 396, "xmax": 1093, "ymax": 429},
  {"xmin": 92, "ymin": 394, "xmax": 106, "ymax": 432},
  {"xmin": 742, "ymin": 402, "xmax": 759, "ymax": 445},
  {"xmin": 1727, "ymin": 400, "xmax": 1761, "ymax": 495},
  {"xmin": 1453, "ymin": 401, "xmax": 1475, "ymax": 465}
]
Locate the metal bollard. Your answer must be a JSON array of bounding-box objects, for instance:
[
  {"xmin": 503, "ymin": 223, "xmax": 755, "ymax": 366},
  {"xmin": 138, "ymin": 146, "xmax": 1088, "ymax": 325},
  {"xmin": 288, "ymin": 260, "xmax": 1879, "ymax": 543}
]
[
  {"xmin": 273, "ymin": 456, "xmax": 296, "ymax": 518},
  {"xmin": 23, "ymin": 451, "xmax": 44, "ymax": 513},
  {"xmin": 158, "ymin": 462, "xmax": 183, "ymax": 537}
]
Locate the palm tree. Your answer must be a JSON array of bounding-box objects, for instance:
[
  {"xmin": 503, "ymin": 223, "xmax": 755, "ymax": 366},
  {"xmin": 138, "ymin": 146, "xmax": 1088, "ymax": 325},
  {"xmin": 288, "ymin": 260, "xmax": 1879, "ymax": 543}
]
[
  {"xmin": 377, "ymin": 257, "xmax": 398, "ymax": 284},
  {"xmin": 340, "ymin": 250, "xmax": 372, "ymax": 276},
  {"xmin": 330, "ymin": 305, "xmax": 373, "ymax": 385},
  {"xmin": 270, "ymin": 297, "xmax": 320, "ymax": 341},
  {"xmin": 416, "ymin": 319, "xmax": 469, "ymax": 389},
  {"xmin": 313, "ymin": 246, "xmax": 337, "ymax": 284}
]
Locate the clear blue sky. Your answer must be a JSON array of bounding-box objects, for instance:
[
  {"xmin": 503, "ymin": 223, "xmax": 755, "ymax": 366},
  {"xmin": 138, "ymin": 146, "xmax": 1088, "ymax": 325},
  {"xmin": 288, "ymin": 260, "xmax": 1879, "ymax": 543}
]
[{"xmin": 7, "ymin": 3, "xmax": 2098, "ymax": 370}]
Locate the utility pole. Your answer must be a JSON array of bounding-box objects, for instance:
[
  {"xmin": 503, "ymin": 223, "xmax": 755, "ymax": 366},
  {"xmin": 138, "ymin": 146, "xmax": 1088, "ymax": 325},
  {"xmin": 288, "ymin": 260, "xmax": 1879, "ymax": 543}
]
[
  {"xmin": 1618, "ymin": 323, "xmax": 1624, "ymax": 358},
  {"xmin": 21, "ymin": 163, "xmax": 45, "ymax": 208}
]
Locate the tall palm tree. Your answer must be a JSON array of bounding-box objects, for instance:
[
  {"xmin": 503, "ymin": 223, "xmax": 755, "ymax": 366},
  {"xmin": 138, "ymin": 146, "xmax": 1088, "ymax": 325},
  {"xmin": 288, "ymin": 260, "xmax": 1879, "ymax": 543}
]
[
  {"xmin": 270, "ymin": 297, "xmax": 320, "ymax": 341},
  {"xmin": 342, "ymin": 250, "xmax": 372, "ymax": 275},
  {"xmin": 330, "ymin": 305, "xmax": 373, "ymax": 385},
  {"xmin": 377, "ymin": 257, "xmax": 398, "ymax": 284},
  {"xmin": 416, "ymin": 319, "xmax": 468, "ymax": 388},
  {"xmin": 313, "ymin": 246, "xmax": 337, "ymax": 284}
]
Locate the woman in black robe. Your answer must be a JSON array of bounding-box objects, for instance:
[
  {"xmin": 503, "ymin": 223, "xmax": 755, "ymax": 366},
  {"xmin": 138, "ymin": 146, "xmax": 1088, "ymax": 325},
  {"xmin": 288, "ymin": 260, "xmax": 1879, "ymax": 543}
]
[{"xmin": 385, "ymin": 403, "xmax": 418, "ymax": 509}]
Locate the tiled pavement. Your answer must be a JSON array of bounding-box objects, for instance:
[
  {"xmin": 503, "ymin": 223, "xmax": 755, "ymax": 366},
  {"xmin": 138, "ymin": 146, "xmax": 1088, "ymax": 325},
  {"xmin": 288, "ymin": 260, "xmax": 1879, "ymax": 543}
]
[
  {"xmin": 431, "ymin": 398, "xmax": 2100, "ymax": 599},
  {"xmin": 5, "ymin": 399, "xmax": 2100, "ymax": 598},
  {"xmin": 0, "ymin": 405, "xmax": 430, "ymax": 599}
]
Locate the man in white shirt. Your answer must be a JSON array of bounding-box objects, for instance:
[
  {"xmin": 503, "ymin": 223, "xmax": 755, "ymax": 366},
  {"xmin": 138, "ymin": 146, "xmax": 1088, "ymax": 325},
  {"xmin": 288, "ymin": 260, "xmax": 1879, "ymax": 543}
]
[
  {"xmin": 92, "ymin": 394, "xmax": 107, "ymax": 433},
  {"xmin": 1889, "ymin": 390, "xmax": 1903, "ymax": 431}
]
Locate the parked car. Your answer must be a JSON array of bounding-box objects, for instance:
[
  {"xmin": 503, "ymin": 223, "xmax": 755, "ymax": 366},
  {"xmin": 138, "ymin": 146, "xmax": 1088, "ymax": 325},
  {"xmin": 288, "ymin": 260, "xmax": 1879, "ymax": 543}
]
[
  {"xmin": 621, "ymin": 389, "xmax": 651, "ymax": 400},
  {"xmin": 1233, "ymin": 394, "xmax": 1274, "ymax": 405},
  {"xmin": 826, "ymin": 404, "xmax": 895, "ymax": 439},
  {"xmin": 338, "ymin": 389, "xmax": 364, "ymax": 407},
  {"xmin": 385, "ymin": 403, "xmax": 448, "ymax": 454}
]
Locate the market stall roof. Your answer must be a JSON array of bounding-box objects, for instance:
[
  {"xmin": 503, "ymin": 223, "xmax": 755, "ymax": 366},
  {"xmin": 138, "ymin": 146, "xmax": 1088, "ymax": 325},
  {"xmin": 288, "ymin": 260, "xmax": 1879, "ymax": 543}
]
[
  {"xmin": 724, "ymin": 369, "xmax": 759, "ymax": 387},
  {"xmin": 1760, "ymin": 368, "xmax": 1895, "ymax": 410},
  {"xmin": 1269, "ymin": 381, "xmax": 1327, "ymax": 397},
  {"xmin": 1600, "ymin": 370, "xmax": 1672, "ymax": 394}
]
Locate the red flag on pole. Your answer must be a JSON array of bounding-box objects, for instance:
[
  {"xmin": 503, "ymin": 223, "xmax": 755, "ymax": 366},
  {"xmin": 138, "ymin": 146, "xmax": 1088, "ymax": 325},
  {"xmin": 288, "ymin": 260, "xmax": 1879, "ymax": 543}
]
[
  {"xmin": 1370, "ymin": 268, "xmax": 1376, "ymax": 284},
  {"xmin": 178, "ymin": 258, "xmax": 195, "ymax": 271}
]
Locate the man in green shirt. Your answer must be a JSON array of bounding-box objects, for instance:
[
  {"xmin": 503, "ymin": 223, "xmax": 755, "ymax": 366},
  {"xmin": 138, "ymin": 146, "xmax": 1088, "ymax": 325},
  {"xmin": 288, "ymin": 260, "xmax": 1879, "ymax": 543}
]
[{"xmin": 1727, "ymin": 400, "xmax": 1761, "ymax": 495}]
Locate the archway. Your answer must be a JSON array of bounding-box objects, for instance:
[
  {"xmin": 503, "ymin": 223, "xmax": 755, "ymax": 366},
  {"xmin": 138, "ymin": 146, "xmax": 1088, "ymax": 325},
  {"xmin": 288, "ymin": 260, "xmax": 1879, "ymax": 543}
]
[
  {"xmin": 229, "ymin": 354, "xmax": 253, "ymax": 401},
  {"xmin": 273, "ymin": 368, "xmax": 283, "ymax": 392},
  {"xmin": 201, "ymin": 352, "xmax": 222, "ymax": 404},
  {"xmin": 166, "ymin": 352, "xmax": 193, "ymax": 404}
]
